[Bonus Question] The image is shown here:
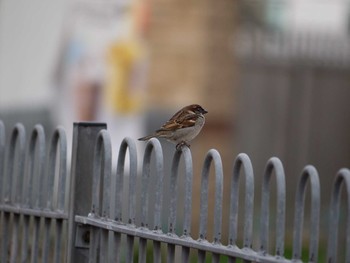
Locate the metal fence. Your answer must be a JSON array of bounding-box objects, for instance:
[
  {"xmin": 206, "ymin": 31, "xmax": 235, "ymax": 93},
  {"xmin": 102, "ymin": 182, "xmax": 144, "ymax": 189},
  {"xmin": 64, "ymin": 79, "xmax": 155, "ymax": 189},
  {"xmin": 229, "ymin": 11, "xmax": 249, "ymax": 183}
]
[{"xmin": 0, "ymin": 121, "xmax": 349, "ymax": 262}]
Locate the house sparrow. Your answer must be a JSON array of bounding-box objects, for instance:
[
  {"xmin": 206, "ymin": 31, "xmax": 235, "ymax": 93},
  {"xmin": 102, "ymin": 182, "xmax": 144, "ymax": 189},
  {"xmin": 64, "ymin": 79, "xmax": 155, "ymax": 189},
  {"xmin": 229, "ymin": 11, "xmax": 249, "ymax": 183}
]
[{"xmin": 138, "ymin": 104, "xmax": 208, "ymax": 150}]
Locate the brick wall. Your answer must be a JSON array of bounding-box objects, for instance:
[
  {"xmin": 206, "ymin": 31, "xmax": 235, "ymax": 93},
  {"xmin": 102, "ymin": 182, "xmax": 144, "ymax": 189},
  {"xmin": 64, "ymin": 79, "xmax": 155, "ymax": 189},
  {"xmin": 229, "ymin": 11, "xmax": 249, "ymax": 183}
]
[{"xmin": 147, "ymin": 0, "xmax": 237, "ymax": 119}]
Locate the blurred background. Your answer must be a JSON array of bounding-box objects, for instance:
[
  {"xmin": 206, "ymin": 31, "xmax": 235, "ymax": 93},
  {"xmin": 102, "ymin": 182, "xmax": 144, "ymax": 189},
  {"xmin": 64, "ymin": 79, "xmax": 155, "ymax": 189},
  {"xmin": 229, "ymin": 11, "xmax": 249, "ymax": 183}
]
[{"xmin": 1, "ymin": 0, "xmax": 350, "ymax": 259}]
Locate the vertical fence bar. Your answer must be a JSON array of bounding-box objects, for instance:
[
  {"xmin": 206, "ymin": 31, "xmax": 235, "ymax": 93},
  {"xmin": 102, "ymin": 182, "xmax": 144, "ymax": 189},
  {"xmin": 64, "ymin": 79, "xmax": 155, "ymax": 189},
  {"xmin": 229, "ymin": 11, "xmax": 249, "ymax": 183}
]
[
  {"xmin": 24, "ymin": 126, "xmax": 39, "ymax": 262},
  {"xmin": 168, "ymin": 150, "xmax": 178, "ymax": 263},
  {"xmin": 151, "ymin": 140, "xmax": 164, "ymax": 233},
  {"xmin": 88, "ymin": 226, "xmax": 99, "ymax": 263},
  {"xmin": 110, "ymin": 139, "xmax": 125, "ymax": 263},
  {"xmin": 21, "ymin": 215, "xmax": 30, "ymax": 262},
  {"xmin": 0, "ymin": 121, "xmax": 5, "ymax": 263},
  {"xmin": 212, "ymin": 253, "xmax": 220, "ymax": 263},
  {"xmin": 168, "ymin": 146, "xmax": 193, "ymax": 263},
  {"xmin": 0, "ymin": 121, "xmax": 4, "ymax": 194},
  {"xmin": 10, "ymin": 124, "xmax": 26, "ymax": 263},
  {"xmin": 198, "ymin": 250, "xmax": 206, "ymax": 263},
  {"xmin": 139, "ymin": 238, "xmax": 147, "ymax": 263},
  {"xmin": 0, "ymin": 120, "xmax": 6, "ymax": 259},
  {"xmin": 42, "ymin": 130, "xmax": 54, "ymax": 262},
  {"xmin": 168, "ymin": 151, "xmax": 180, "ymax": 235},
  {"xmin": 228, "ymin": 256, "xmax": 236, "ymax": 263},
  {"xmin": 112, "ymin": 137, "xmax": 138, "ymax": 263},
  {"xmin": 182, "ymin": 147, "xmax": 193, "ymax": 240},
  {"xmin": 30, "ymin": 215, "xmax": 41, "ymax": 263},
  {"xmin": 26, "ymin": 125, "xmax": 46, "ymax": 263},
  {"xmin": 126, "ymin": 175, "xmax": 137, "ymax": 263},
  {"xmin": 139, "ymin": 138, "xmax": 163, "ymax": 263},
  {"xmin": 292, "ymin": 165, "xmax": 320, "ymax": 262},
  {"xmin": 126, "ymin": 235, "xmax": 134, "ymax": 263},
  {"xmin": 55, "ymin": 127, "xmax": 68, "ymax": 213},
  {"xmin": 100, "ymin": 132, "xmax": 112, "ymax": 220},
  {"xmin": 45, "ymin": 127, "xmax": 67, "ymax": 212},
  {"xmin": 198, "ymin": 149, "xmax": 223, "ymax": 243},
  {"xmin": 153, "ymin": 241, "xmax": 161, "ymax": 263},
  {"xmin": 182, "ymin": 247, "xmax": 190, "ymax": 263},
  {"xmin": 260, "ymin": 157, "xmax": 286, "ymax": 257},
  {"xmin": 167, "ymin": 244, "xmax": 175, "ymax": 263},
  {"xmin": 182, "ymin": 248, "xmax": 191, "ymax": 263},
  {"xmin": 10, "ymin": 212, "xmax": 20, "ymax": 263},
  {"xmin": 21, "ymin": 123, "xmax": 34, "ymax": 263},
  {"xmin": 229, "ymin": 153, "xmax": 254, "ymax": 248},
  {"xmin": 67, "ymin": 122, "xmax": 107, "ymax": 263},
  {"xmin": 21, "ymin": 129, "xmax": 35, "ymax": 262},
  {"xmin": 42, "ymin": 216, "xmax": 51, "ymax": 263},
  {"xmin": 111, "ymin": 144, "xmax": 122, "ymax": 263},
  {"xmin": 1, "ymin": 124, "xmax": 26, "ymax": 263},
  {"xmin": 88, "ymin": 130, "xmax": 112, "ymax": 262},
  {"xmin": 197, "ymin": 149, "xmax": 223, "ymax": 263},
  {"xmin": 46, "ymin": 127, "xmax": 67, "ymax": 263},
  {"xmin": 3, "ymin": 124, "xmax": 26, "ymax": 204},
  {"xmin": 56, "ymin": 128, "xmax": 68, "ymax": 263},
  {"xmin": 152, "ymin": 138, "xmax": 164, "ymax": 263},
  {"xmin": 327, "ymin": 168, "xmax": 350, "ymax": 263},
  {"xmin": 54, "ymin": 220, "xmax": 64, "ymax": 263},
  {"xmin": 169, "ymin": 146, "xmax": 193, "ymax": 235}
]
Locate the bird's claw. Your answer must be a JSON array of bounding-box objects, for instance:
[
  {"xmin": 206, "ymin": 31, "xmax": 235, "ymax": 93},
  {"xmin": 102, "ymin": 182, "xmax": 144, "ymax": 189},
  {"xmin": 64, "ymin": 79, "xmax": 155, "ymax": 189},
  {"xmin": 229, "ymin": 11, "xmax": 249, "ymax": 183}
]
[{"xmin": 176, "ymin": 141, "xmax": 190, "ymax": 151}]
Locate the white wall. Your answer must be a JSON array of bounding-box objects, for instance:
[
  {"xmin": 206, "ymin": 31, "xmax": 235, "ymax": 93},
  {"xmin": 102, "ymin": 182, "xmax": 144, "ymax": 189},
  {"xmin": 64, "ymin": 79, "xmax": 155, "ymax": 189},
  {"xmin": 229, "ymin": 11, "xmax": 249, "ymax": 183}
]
[
  {"xmin": 0, "ymin": 0, "xmax": 68, "ymax": 110},
  {"xmin": 286, "ymin": 0, "xmax": 349, "ymax": 35}
]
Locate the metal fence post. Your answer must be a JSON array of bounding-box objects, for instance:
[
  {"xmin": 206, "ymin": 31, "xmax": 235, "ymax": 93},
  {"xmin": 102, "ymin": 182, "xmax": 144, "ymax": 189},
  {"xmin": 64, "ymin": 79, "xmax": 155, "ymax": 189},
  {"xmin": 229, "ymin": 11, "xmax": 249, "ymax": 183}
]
[{"xmin": 67, "ymin": 122, "xmax": 107, "ymax": 263}]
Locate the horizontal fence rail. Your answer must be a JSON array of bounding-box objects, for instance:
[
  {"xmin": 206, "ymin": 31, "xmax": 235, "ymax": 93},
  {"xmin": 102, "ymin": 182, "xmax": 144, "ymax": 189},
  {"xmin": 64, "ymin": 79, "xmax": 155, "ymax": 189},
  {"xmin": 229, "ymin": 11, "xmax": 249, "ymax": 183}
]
[{"xmin": 0, "ymin": 121, "xmax": 349, "ymax": 262}]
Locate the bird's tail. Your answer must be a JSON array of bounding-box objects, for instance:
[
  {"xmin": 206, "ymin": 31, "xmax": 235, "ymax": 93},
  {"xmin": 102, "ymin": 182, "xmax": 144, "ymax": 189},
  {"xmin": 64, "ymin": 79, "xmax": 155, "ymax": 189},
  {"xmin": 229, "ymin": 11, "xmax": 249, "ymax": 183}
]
[{"xmin": 138, "ymin": 135, "xmax": 155, "ymax": 141}]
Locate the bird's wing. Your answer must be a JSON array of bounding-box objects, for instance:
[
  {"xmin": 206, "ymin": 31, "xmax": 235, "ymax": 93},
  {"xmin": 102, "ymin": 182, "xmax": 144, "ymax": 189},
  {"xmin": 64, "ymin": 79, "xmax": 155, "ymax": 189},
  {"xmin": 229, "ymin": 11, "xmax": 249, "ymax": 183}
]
[{"xmin": 157, "ymin": 113, "xmax": 198, "ymax": 132}]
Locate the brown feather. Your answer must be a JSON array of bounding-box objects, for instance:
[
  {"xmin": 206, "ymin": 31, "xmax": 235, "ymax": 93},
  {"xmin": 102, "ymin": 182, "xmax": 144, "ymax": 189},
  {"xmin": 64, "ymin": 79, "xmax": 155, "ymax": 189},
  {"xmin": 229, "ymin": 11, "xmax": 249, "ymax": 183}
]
[
  {"xmin": 157, "ymin": 113, "xmax": 198, "ymax": 131},
  {"xmin": 138, "ymin": 104, "xmax": 207, "ymax": 143}
]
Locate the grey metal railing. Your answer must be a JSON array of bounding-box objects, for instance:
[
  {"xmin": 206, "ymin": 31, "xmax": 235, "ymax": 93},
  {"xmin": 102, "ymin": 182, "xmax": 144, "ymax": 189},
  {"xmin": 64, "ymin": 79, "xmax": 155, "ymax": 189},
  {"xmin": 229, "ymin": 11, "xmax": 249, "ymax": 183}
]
[
  {"xmin": 0, "ymin": 121, "xmax": 68, "ymax": 263},
  {"xmin": 0, "ymin": 121, "xmax": 349, "ymax": 262}
]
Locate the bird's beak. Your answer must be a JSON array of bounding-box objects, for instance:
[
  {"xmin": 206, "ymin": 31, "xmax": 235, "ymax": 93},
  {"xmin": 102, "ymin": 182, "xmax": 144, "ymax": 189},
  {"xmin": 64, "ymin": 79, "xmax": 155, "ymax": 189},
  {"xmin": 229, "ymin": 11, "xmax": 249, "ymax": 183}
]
[{"xmin": 202, "ymin": 109, "xmax": 208, "ymax": 114}]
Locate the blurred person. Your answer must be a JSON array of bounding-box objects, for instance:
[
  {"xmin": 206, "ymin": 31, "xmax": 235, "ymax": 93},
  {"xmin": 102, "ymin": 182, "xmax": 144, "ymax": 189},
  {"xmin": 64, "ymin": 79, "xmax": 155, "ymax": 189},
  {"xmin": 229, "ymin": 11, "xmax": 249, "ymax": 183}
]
[
  {"xmin": 101, "ymin": 0, "xmax": 150, "ymax": 159},
  {"xmin": 104, "ymin": 0, "xmax": 150, "ymax": 115},
  {"xmin": 53, "ymin": 0, "xmax": 150, "ymax": 158}
]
